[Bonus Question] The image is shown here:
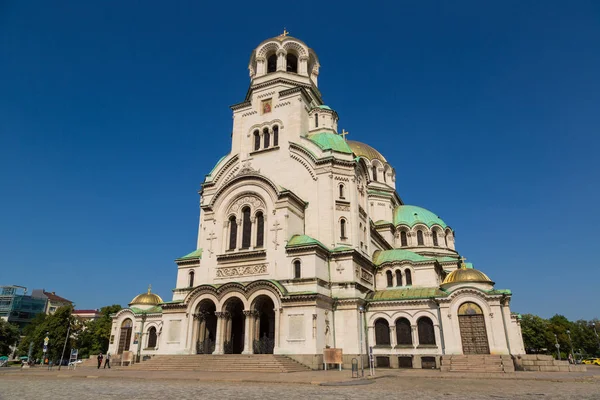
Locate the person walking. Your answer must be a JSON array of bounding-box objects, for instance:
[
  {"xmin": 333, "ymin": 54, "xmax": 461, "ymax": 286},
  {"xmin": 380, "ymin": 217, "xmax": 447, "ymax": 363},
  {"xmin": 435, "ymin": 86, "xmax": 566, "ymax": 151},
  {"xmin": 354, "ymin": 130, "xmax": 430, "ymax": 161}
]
[
  {"xmin": 103, "ymin": 352, "xmax": 111, "ymax": 369},
  {"xmin": 97, "ymin": 352, "xmax": 103, "ymax": 369}
]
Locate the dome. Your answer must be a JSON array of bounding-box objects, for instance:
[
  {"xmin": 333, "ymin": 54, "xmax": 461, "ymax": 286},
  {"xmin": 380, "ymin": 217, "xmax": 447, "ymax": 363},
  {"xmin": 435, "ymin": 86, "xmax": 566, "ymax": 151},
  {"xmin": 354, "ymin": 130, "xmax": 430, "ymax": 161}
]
[
  {"xmin": 393, "ymin": 205, "xmax": 448, "ymax": 228},
  {"xmin": 442, "ymin": 264, "xmax": 494, "ymax": 286},
  {"xmin": 346, "ymin": 140, "xmax": 387, "ymax": 162},
  {"xmin": 129, "ymin": 285, "xmax": 163, "ymax": 307}
]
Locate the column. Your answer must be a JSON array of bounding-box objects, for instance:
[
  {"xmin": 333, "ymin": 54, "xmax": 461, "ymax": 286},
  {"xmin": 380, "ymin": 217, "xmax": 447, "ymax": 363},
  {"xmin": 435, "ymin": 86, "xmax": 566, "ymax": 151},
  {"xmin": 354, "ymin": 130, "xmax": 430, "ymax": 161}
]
[
  {"xmin": 273, "ymin": 308, "xmax": 281, "ymax": 353},
  {"xmin": 214, "ymin": 312, "xmax": 225, "ymax": 354},
  {"xmin": 389, "ymin": 326, "xmax": 397, "ymax": 348},
  {"xmin": 411, "ymin": 325, "xmax": 418, "ymax": 347},
  {"xmin": 367, "ymin": 326, "xmax": 374, "ymax": 350},
  {"xmin": 242, "ymin": 310, "xmax": 252, "ymax": 354}
]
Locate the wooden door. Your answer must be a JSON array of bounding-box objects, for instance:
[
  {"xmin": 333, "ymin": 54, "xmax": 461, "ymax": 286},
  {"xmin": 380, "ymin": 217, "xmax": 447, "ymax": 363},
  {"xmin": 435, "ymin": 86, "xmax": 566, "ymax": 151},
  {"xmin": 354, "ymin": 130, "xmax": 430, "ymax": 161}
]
[{"xmin": 458, "ymin": 302, "xmax": 490, "ymax": 354}]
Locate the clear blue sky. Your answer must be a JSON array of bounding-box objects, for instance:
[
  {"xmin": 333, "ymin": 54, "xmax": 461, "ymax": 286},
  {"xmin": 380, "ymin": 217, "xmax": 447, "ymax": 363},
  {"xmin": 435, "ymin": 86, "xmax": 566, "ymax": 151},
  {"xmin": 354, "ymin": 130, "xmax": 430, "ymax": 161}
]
[{"xmin": 1, "ymin": 1, "xmax": 598, "ymax": 320}]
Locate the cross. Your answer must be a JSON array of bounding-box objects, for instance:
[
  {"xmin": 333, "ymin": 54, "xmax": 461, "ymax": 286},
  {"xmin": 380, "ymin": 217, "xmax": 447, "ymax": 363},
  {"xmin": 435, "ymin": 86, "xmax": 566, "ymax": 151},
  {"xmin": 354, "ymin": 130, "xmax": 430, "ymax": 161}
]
[
  {"xmin": 340, "ymin": 129, "xmax": 349, "ymax": 140},
  {"xmin": 206, "ymin": 231, "xmax": 217, "ymax": 258},
  {"xmin": 336, "ymin": 262, "xmax": 344, "ymax": 274},
  {"xmin": 281, "ymin": 28, "xmax": 289, "ymax": 37},
  {"xmin": 147, "ymin": 284, "xmax": 152, "ymax": 294},
  {"xmin": 459, "ymin": 256, "xmax": 467, "ymax": 267},
  {"xmin": 270, "ymin": 221, "xmax": 283, "ymax": 249}
]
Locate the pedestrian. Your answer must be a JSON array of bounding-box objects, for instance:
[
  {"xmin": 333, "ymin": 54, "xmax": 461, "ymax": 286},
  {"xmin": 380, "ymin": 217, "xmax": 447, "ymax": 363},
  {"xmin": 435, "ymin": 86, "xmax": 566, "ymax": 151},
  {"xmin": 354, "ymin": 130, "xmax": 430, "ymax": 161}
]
[
  {"xmin": 568, "ymin": 353, "xmax": 573, "ymax": 364},
  {"xmin": 97, "ymin": 352, "xmax": 103, "ymax": 369},
  {"xmin": 104, "ymin": 352, "xmax": 111, "ymax": 369}
]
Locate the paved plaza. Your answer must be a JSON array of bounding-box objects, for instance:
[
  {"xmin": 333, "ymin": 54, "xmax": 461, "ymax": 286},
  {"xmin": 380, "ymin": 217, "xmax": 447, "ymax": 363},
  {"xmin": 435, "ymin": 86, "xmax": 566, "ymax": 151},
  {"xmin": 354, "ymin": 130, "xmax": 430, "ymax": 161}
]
[{"xmin": 0, "ymin": 366, "xmax": 599, "ymax": 399}]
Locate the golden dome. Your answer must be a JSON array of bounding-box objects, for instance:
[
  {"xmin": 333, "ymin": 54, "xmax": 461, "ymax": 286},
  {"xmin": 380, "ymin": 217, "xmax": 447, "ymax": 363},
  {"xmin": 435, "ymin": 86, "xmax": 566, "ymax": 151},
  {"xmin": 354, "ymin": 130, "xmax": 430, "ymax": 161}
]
[
  {"xmin": 442, "ymin": 263, "xmax": 494, "ymax": 286},
  {"xmin": 129, "ymin": 285, "xmax": 163, "ymax": 306},
  {"xmin": 346, "ymin": 140, "xmax": 387, "ymax": 162}
]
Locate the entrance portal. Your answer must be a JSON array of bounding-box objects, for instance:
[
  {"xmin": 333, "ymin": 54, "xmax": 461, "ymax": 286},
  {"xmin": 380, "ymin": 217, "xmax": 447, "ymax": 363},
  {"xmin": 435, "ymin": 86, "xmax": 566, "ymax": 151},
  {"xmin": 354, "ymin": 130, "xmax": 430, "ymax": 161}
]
[
  {"xmin": 253, "ymin": 296, "xmax": 275, "ymax": 354},
  {"xmin": 118, "ymin": 319, "xmax": 132, "ymax": 354},
  {"xmin": 458, "ymin": 302, "xmax": 490, "ymax": 354},
  {"xmin": 195, "ymin": 299, "xmax": 217, "ymax": 354},
  {"xmin": 224, "ymin": 298, "xmax": 245, "ymax": 354}
]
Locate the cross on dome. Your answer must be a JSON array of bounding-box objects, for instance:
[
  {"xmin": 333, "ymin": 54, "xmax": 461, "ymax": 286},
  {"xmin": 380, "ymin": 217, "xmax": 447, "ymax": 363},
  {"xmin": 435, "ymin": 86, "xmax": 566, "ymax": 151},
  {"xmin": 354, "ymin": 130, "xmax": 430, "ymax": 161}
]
[
  {"xmin": 340, "ymin": 129, "xmax": 349, "ymax": 140},
  {"xmin": 280, "ymin": 28, "xmax": 289, "ymax": 37}
]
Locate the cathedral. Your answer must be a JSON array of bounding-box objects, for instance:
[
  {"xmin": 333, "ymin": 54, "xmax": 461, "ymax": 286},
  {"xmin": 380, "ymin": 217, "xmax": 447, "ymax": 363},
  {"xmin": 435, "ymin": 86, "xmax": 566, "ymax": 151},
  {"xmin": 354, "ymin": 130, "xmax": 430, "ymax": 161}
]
[{"xmin": 108, "ymin": 33, "xmax": 525, "ymax": 370}]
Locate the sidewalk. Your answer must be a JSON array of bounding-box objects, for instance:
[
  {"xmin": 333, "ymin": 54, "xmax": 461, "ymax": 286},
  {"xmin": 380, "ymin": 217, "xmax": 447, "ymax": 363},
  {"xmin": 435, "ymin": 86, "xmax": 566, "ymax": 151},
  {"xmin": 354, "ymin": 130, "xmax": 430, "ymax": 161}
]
[{"xmin": 2, "ymin": 365, "xmax": 598, "ymax": 385}]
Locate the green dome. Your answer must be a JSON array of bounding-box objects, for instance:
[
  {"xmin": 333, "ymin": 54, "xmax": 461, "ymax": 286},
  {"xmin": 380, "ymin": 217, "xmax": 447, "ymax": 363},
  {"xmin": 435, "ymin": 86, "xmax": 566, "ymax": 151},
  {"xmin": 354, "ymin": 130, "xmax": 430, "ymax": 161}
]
[
  {"xmin": 373, "ymin": 249, "xmax": 433, "ymax": 266},
  {"xmin": 317, "ymin": 105, "xmax": 332, "ymax": 110},
  {"xmin": 393, "ymin": 205, "xmax": 448, "ymax": 229}
]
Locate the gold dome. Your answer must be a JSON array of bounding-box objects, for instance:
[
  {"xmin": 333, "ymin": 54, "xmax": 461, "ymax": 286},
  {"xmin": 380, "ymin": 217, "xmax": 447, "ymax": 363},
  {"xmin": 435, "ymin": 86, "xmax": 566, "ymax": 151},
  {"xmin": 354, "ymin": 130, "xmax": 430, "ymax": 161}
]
[
  {"xmin": 129, "ymin": 285, "xmax": 163, "ymax": 306},
  {"xmin": 442, "ymin": 264, "xmax": 494, "ymax": 286},
  {"xmin": 346, "ymin": 140, "xmax": 387, "ymax": 162}
]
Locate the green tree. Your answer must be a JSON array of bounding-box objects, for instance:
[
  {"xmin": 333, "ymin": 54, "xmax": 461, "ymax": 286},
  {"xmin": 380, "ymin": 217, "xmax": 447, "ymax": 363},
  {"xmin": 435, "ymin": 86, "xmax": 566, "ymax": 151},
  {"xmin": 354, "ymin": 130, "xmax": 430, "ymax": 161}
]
[
  {"xmin": 520, "ymin": 314, "xmax": 553, "ymax": 353},
  {"xmin": 75, "ymin": 304, "xmax": 121, "ymax": 358},
  {"xmin": 0, "ymin": 319, "xmax": 21, "ymax": 356}
]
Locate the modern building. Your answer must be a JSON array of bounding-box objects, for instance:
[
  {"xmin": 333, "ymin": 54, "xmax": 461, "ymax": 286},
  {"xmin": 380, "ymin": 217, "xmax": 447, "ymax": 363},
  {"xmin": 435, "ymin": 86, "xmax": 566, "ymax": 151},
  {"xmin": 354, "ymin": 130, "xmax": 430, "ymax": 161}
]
[
  {"xmin": 73, "ymin": 309, "xmax": 102, "ymax": 321},
  {"xmin": 0, "ymin": 286, "xmax": 47, "ymax": 330},
  {"xmin": 31, "ymin": 289, "xmax": 73, "ymax": 315},
  {"xmin": 109, "ymin": 33, "xmax": 525, "ymax": 369}
]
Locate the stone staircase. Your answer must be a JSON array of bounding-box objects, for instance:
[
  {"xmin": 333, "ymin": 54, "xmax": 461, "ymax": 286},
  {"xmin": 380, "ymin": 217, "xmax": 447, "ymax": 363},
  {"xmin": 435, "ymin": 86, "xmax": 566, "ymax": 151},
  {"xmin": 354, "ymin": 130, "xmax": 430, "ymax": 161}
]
[
  {"xmin": 441, "ymin": 355, "xmax": 515, "ymax": 373},
  {"xmin": 127, "ymin": 354, "xmax": 311, "ymax": 373}
]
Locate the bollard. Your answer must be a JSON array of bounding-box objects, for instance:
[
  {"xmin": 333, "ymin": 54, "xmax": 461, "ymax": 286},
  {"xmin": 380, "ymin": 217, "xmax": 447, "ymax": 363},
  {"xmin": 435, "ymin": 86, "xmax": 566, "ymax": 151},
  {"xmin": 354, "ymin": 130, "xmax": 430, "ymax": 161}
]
[{"xmin": 351, "ymin": 358, "xmax": 359, "ymax": 378}]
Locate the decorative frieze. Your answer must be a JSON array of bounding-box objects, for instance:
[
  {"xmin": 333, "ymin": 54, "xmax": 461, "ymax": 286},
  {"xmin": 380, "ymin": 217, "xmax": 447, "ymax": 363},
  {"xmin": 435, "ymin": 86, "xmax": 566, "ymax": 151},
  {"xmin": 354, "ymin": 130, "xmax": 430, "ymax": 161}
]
[
  {"xmin": 360, "ymin": 269, "xmax": 374, "ymax": 284},
  {"xmin": 335, "ymin": 204, "xmax": 350, "ymax": 211},
  {"xmin": 216, "ymin": 264, "xmax": 268, "ymax": 278}
]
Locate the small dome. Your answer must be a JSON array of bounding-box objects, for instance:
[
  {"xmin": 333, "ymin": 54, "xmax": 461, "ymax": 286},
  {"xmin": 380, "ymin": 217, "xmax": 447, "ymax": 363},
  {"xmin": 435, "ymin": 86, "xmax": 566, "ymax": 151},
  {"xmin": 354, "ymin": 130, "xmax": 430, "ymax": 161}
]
[
  {"xmin": 442, "ymin": 264, "xmax": 494, "ymax": 286},
  {"xmin": 347, "ymin": 140, "xmax": 387, "ymax": 162},
  {"xmin": 129, "ymin": 285, "xmax": 163, "ymax": 307},
  {"xmin": 393, "ymin": 205, "xmax": 448, "ymax": 228}
]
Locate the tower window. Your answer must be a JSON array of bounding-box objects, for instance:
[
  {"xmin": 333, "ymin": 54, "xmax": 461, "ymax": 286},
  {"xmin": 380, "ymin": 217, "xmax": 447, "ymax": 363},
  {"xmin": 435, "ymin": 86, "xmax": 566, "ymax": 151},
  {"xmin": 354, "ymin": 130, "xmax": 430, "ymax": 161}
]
[
  {"xmin": 340, "ymin": 219, "xmax": 347, "ymax": 239},
  {"xmin": 315, "ymin": 113, "xmax": 318, "ymax": 128},
  {"xmin": 273, "ymin": 125, "xmax": 279, "ymax": 146},
  {"xmin": 253, "ymin": 130, "xmax": 260, "ymax": 151},
  {"xmin": 188, "ymin": 270, "xmax": 195, "ymax": 287},
  {"xmin": 386, "ymin": 270, "xmax": 393, "ymax": 287},
  {"xmin": 267, "ymin": 54, "xmax": 277, "ymax": 73},
  {"xmin": 256, "ymin": 212, "xmax": 264, "ymax": 247},
  {"xmin": 405, "ymin": 269, "xmax": 412, "ymax": 286},
  {"xmin": 417, "ymin": 230, "xmax": 424, "ymax": 246},
  {"xmin": 372, "ymin": 165, "xmax": 378, "ymax": 181},
  {"xmin": 286, "ymin": 54, "xmax": 298, "ymax": 73},
  {"xmin": 339, "ymin": 184, "xmax": 345, "ymax": 199},
  {"xmin": 395, "ymin": 270, "xmax": 402, "ymax": 287},
  {"xmin": 228, "ymin": 216, "xmax": 237, "ymax": 250},
  {"xmin": 263, "ymin": 128, "xmax": 270, "ymax": 148},
  {"xmin": 241, "ymin": 207, "xmax": 252, "ymax": 249},
  {"xmin": 432, "ymin": 231, "xmax": 439, "ymax": 247},
  {"xmin": 293, "ymin": 260, "xmax": 301, "ymax": 279},
  {"xmin": 400, "ymin": 231, "xmax": 408, "ymax": 247}
]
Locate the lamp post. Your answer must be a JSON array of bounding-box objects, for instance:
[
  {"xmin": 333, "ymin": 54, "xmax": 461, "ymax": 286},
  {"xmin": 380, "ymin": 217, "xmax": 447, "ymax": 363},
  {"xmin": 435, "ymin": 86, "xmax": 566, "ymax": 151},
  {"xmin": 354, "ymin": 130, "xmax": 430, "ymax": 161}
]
[
  {"xmin": 554, "ymin": 334, "xmax": 561, "ymax": 360},
  {"xmin": 566, "ymin": 330, "xmax": 575, "ymax": 363},
  {"xmin": 136, "ymin": 312, "xmax": 147, "ymax": 363},
  {"xmin": 58, "ymin": 317, "xmax": 72, "ymax": 371},
  {"xmin": 592, "ymin": 323, "xmax": 600, "ymax": 352},
  {"xmin": 358, "ymin": 306, "xmax": 365, "ymax": 377}
]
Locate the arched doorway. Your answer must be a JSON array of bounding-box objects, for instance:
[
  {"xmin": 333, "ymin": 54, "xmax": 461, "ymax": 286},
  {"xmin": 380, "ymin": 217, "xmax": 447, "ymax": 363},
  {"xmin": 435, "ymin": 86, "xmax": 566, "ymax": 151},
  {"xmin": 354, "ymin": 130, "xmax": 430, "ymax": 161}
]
[
  {"xmin": 195, "ymin": 299, "xmax": 217, "ymax": 354},
  {"xmin": 458, "ymin": 302, "xmax": 490, "ymax": 354},
  {"xmin": 253, "ymin": 295, "xmax": 275, "ymax": 354},
  {"xmin": 223, "ymin": 298, "xmax": 245, "ymax": 354},
  {"xmin": 118, "ymin": 319, "xmax": 133, "ymax": 354}
]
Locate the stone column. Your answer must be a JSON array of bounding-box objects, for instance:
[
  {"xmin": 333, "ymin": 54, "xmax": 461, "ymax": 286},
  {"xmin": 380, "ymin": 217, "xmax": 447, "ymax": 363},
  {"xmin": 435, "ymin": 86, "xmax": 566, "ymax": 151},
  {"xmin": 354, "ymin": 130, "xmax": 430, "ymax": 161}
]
[
  {"xmin": 389, "ymin": 326, "xmax": 397, "ymax": 348},
  {"xmin": 242, "ymin": 310, "xmax": 252, "ymax": 354},
  {"xmin": 411, "ymin": 325, "xmax": 418, "ymax": 347},
  {"xmin": 274, "ymin": 308, "xmax": 281, "ymax": 353},
  {"xmin": 367, "ymin": 326, "xmax": 375, "ymax": 349},
  {"xmin": 276, "ymin": 49, "xmax": 286, "ymax": 71},
  {"xmin": 214, "ymin": 312, "xmax": 225, "ymax": 354}
]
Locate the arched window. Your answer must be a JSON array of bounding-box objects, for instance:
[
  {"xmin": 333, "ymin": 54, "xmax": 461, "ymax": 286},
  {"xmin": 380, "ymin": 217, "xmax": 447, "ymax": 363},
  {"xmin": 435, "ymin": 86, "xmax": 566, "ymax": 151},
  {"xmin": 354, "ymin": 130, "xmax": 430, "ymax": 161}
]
[
  {"xmin": 395, "ymin": 270, "xmax": 402, "ymax": 286},
  {"xmin": 315, "ymin": 113, "xmax": 319, "ymax": 128},
  {"xmin": 228, "ymin": 216, "xmax": 237, "ymax": 250},
  {"xmin": 340, "ymin": 219, "xmax": 347, "ymax": 239},
  {"xmin": 432, "ymin": 231, "xmax": 439, "ymax": 247},
  {"xmin": 286, "ymin": 54, "xmax": 298, "ymax": 73},
  {"xmin": 417, "ymin": 317, "xmax": 436, "ymax": 345},
  {"xmin": 386, "ymin": 270, "xmax": 393, "ymax": 287},
  {"xmin": 273, "ymin": 125, "xmax": 279, "ymax": 146},
  {"xmin": 188, "ymin": 270, "xmax": 195, "ymax": 287},
  {"xmin": 372, "ymin": 165, "xmax": 378, "ymax": 181},
  {"xmin": 267, "ymin": 54, "xmax": 277, "ymax": 73},
  {"xmin": 405, "ymin": 269, "xmax": 412, "ymax": 286},
  {"xmin": 417, "ymin": 230, "xmax": 424, "ymax": 246},
  {"xmin": 253, "ymin": 130, "xmax": 260, "ymax": 151},
  {"xmin": 374, "ymin": 318, "xmax": 391, "ymax": 346},
  {"xmin": 444, "ymin": 232, "xmax": 449, "ymax": 247},
  {"xmin": 383, "ymin": 169, "xmax": 387, "ymax": 182},
  {"xmin": 256, "ymin": 212, "xmax": 264, "ymax": 247},
  {"xmin": 241, "ymin": 207, "xmax": 252, "ymax": 249},
  {"xmin": 147, "ymin": 326, "xmax": 157, "ymax": 348},
  {"xmin": 339, "ymin": 184, "xmax": 345, "ymax": 199},
  {"xmin": 263, "ymin": 128, "xmax": 270, "ymax": 148},
  {"xmin": 293, "ymin": 260, "xmax": 301, "ymax": 279},
  {"xmin": 395, "ymin": 318, "xmax": 412, "ymax": 345},
  {"xmin": 400, "ymin": 231, "xmax": 408, "ymax": 247}
]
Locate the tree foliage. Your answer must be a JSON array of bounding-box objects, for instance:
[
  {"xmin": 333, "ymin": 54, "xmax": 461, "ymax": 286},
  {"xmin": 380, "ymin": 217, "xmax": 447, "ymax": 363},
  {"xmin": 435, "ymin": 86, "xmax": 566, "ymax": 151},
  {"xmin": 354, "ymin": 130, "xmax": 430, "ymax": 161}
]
[
  {"xmin": 75, "ymin": 304, "xmax": 121, "ymax": 358},
  {"xmin": 0, "ymin": 319, "xmax": 21, "ymax": 356}
]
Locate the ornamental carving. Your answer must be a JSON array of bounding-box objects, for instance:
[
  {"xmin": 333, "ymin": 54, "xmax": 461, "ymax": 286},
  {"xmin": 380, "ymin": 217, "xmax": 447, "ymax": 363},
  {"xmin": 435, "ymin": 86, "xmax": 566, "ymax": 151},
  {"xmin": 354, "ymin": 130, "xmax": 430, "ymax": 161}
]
[
  {"xmin": 216, "ymin": 264, "xmax": 268, "ymax": 278},
  {"xmin": 360, "ymin": 269, "xmax": 374, "ymax": 284},
  {"xmin": 228, "ymin": 194, "xmax": 266, "ymax": 214},
  {"xmin": 336, "ymin": 204, "xmax": 350, "ymax": 212}
]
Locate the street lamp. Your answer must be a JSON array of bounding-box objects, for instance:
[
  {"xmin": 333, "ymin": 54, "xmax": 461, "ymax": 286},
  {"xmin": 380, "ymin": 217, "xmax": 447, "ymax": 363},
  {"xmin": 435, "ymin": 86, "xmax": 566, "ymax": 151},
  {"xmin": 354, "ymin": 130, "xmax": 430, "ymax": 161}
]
[
  {"xmin": 566, "ymin": 330, "xmax": 575, "ymax": 363},
  {"xmin": 592, "ymin": 323, "xmax": 600, "ymax": 351},
  {"xmin": 554, "ymin": 334, "xmax": 561, "ymax": 361},
  {"xmin": 357, "ymin": 306, "xmax": 365, "ymax": 377}
]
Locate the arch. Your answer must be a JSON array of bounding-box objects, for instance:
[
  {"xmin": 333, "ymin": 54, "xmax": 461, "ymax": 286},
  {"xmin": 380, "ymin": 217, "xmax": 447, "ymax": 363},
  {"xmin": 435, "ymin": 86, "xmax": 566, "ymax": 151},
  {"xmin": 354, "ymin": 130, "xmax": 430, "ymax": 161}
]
[
  {"xmin": 263, "ymin": 127, "xmax": 270, "ymax": 148},
  {"xmin": 267, "ymin": 53, "xmax": 277, "ymax": 73},
  {"xmin": 188, "ymin": 270, "xmax": 195, "ymax": 288},
  {"xmin": 117, "ymin": 318, "xmax": 133, "ymax": 354},
  {"xmin": 315, "ymin": 113, "xmax": 319, "ymax": 128},
  {"xmin": 405, "ymin": 269, "xmax": 412, "ymax": 286},
  {"xmin": 293, "ymin": 259, "xmax": 301, "ymax": 279},
  {"xmin": 255, "ymin": 211, "xmax": 264, "ymax": 247},
  {"xmin": 282, "ymin": 41, "xmax": 309, "ymax": 58},
  {"xmin": 222, "ymin": 297, "xmax": 246, "ymax": 354},
  {"xmin": 195, "ymin": 298, "xmax": 217, "ymax": 354},
  {"xmin": 228, "ymin": 216, "xmax": 237, "ymax": 250},
  {"xmin": 372, "ymin": 165, "xmax": 378, "ymax": 181},
  {"xmin": 395, "ymin": 317, "xmax": 412, "ymax": 345},
  {"xmin": 417, "ymin": 317, "xmax": 436, "ymax": 345},
  {"xmin": 272, "ymin": 125, "xmax": 279, "ymax": 146},
  {"xmin": 252, "ymin": 295, "xmax": 275, "ymax": 354},
  {"xmin": 395, "ymin": 270, "xmax": 402, "ymax": 287},
  {"xmin": 147, "ymin": 326, "xmax": 158, "ymax": 348},
  {"xmin": 286, "ymin": 53, "xmax": 298, "ymax": 73},
  {"xmin": 339, "ymin": 183, "xmax": 345, "ymax": 199},
  {"xmin": 253, "ymin": 130, "xmax": 260, "ymax": 151},
  {"xmin": 340, "ymin": 218, "xmax": 347, "ymax": 239},
  {"xmin": 241, "ymin": 207, "xmax": 252, "ymax": 249},
  {"xmin": 432, "ymin": 230, "xmax": 439, "ymax": 247},
  {"xmin": 458, "ymin": 301, "xmax": 489, "ymax": 354},
  {"xmin": 386, "ymin": 270, "xmax": 393, "ymax": 287},
  {"xmin": 400, "ymin": 231, "xmax": 408, "ymax": 247},
  {"xmin": 374, "ymin": 318, "xmax": 391, "ymax": 346},
  {"xmin": 417, "ymin": 230, "xmax": 424, "ymax": 246}
]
